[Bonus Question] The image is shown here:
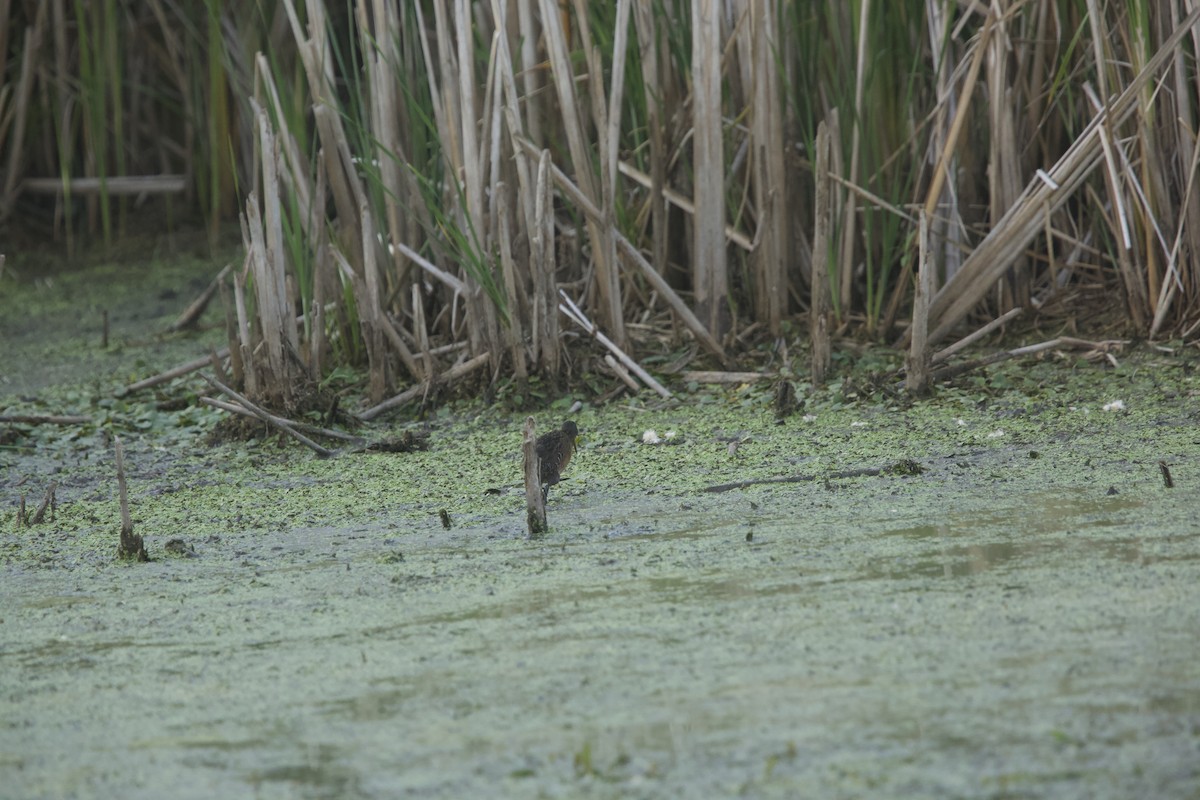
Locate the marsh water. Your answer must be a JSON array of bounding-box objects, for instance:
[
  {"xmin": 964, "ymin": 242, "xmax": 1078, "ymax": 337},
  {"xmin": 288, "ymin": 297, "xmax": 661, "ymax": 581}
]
[{"xmin": 2, "ymin": 253, "xmax": 1198, "ymax": 798}]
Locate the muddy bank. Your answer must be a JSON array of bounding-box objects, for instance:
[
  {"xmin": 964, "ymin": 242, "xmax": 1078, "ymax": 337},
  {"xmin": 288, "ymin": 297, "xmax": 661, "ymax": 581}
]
[{"xmin": 2, "ymin": 252, "xmax": 1199, "ymax": 797}]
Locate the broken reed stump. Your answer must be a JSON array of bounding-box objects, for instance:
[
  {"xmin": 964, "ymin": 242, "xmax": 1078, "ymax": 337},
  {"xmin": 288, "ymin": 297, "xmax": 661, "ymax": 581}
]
[
  {"xmin": 31, "ymin": 481, "xmax": 57, "ymax": 524},
  {"xmin": 523, "ymin": 417, "xmax": 547, "ymax": 537},
  {"xmin": 905, "ymin": 210, "xmax": 933, "ymax": 394},
  {"xmin": 810, "ymin": 120, "xmax": 832, "ymax": 387},
  {"xmin": 114, "ymin": 437, "xmax": 148, "ymax": 562}
]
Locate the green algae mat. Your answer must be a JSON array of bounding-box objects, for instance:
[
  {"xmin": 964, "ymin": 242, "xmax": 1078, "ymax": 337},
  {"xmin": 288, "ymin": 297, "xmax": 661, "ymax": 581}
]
[{"xmin": 2, "ymin": 253, "xmax": 1199, "ymax": 798}]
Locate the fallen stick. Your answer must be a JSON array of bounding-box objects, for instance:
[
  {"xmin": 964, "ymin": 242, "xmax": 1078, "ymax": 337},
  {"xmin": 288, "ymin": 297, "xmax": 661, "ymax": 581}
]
[
  {"xmin": 124, "ymin": 348, "xmax": 231, "ymax": 394},
  {"xmin": 359, "ymin": 352, "xmax": 491, "ymax": 421},
  {"xmin": 559, "ymin": 291, "xmax": 671, "ymax": 399},
  {"xmin": 604, "ymin": 355, "xmax": 641, "ymax": 393},
  {"xmin": 931, "ymin": 307, "xmax": 1023, "ymax": 365},
  {"xmin": 201, "ymin": 374, "xmax": 336, "ymax": 458},
  {"xmin": 0, "ymin": 413, "xmax": 90, "ymax": 425},
  {"xmin": 21, "ymin": 174, "xmax": 187, "ymax": 196},
  {"xmin": 199, "ymin": 397, "xmax": 363, "ymax": 443},
  {"xmin": 681, "ymin": 371, "xmax": 772, "ymax": 384},
  {"xmin": 705, "ymin": 466, "xmax": 885, "ymax": 493},
  {"xmin": 926, "ymin": 336, "xmax": 1126, "ymax": 384},
  {"xmin": 168, "ymin": 264, "xmax": 231, "ymax": 332}
]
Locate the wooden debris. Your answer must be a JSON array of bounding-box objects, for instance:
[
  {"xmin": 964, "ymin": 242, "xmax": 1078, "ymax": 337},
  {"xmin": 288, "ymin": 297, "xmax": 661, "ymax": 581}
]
[
  {"xmin": 168, "ymin": 264, "xmax": 231, "ymax": 332},
  {"xmin": 559, "ymin": 291, "xmax": 671, "ymax": 398},
  {"xmin": 201, "ymin": 375, "xmax": 335, "ymax": 458},
  {"xmin": 199, "ymin": 397, "xmax": 363, "ymax": 444}
]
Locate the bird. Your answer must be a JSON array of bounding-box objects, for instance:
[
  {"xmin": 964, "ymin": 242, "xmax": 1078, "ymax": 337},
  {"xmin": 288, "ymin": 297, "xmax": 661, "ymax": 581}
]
[{"xmin": 536, "ymin": 420, "xmax": 579, "ymax": 500}]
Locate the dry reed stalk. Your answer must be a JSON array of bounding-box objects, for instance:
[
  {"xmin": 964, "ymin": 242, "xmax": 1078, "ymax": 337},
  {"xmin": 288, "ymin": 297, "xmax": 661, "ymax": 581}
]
[
  {"xmin": 20, "ymin": 175, "xmax": 187, "ymax": 196},
  {"xmin": 390, "ymin": 241, "xmax": 466, "ymax": 295},
  {"xmin": 536, "ymin": 0, "xmax": 625, "ymax": 345},
  {"xmin": 281, "ymin": 0, "xmax": 361, "ymax": 256},
  {"xmin": 748, "ymin": 0, "xmax": 788, "ymax": 334},
  {"xmin": 837, "ymin": 0, "xmax": 872, "ymax": 316},
  {"xmin": 682, "ymin": 371, "xmax": 772, "ymax": 384},
  {"xmin": 692, "ymin": 0, "xmax": 728, "ymax": 339},
  {"xmin": 0, "ymin": 6, "xmax": 45, "ymax": 223},
  {"xmin": 360, "ymin": 202, "xmax": 389, "ymax": 402},
  {"xmin": 923, "ymin": 0, "xmax": 964, "ymax": 285},
  {"xmin": 309, "ymin": 153, "xmax": 329, "ymax": 379},
  {"xmin": 124, "ymin": 347, "xmax": 232, "ymax": 394},
  {"xmin": 361, "ymin": 0, "xmax": 408, "ymax": 286},
  {"xmin": 616, "ymin": 160, "xmax": 756, "ymax": 251},
  {"xmin": 532, "ymin": 150, "xmax": 560, "ymax": 374},
  {"xmin": 0, "ymin": 0, "xmax": 11, "ymax": 85},
  {"xmin": 905, "ymin": 211, "xmax": 932, "ymax": 394},
  {"xmin": 232, "ymin": 252, "xmax": 257, "ymax": 397},
  {"xmin": 605, "ymin": 355, "xmax": 641, "ymax": 393},
  {"xmin": 248, "ymin": 102, "xmax": 303, "ymax": 399},
  {"xmin": 811, "ymin": 121, "xmax": 832, "ymax": 387},
  {"xmin": 632, "ymin": 1, "xmax": 668, "ymax": 278},
  {"xmin": 452, "ymin": 0, "xmax": 484, "ymax": 238},
  {"xmin": 597, "ymin": 0, "xmax": 633, "ymax": 348},
  {"xmin": 932, "ymin": 306, "xmax": 1023, "ymax": 365},
  {"xmin": 523, "ymin": 417, "xmax": 547, "ymax": 537},
  {"xmin": 928, "ymin": 336, "xmax": 1128, "ymax": 384},
  {"xmin": 1083, "ymin": 14, "xmax": 1146, "ymax": 330},
  {"xmin": 496, "ymin": 186, "xmax": 528, "ymax": 379},
  {"xmin": 514, "ymin": 0, "xmax": 542, "ymax": 145},
  {"xmin": 411, "ymin": 284, "xmax": 431, "ymax": 380},
  {"xmin": 520, "ymin": 138, "xmax": 728, "ymax": 364},
  {"xmin": 488, "ymin": 0, "xmax": 535, "ymax": 232},
  {"xmin": 254, "ymin": 53, "xmax": 312, "ymax": 235},
  {"xmin": 1167, "ymin": 0, "xmax": 1200, "ymax": 328},
  {"xmin": 923, "ymin": 3, "xmax": 1200, "ymax": 346},
  {"xmin": 1151, "ymin": 107, "xmax": 1200, "ymax": 336},
  {"xmin": 359, "ymin": 352, "xmax": 491, "ymax": 421},
  {"xmin": 988, "ymin": 7, "xmax": 1026, "ymax": 309}
]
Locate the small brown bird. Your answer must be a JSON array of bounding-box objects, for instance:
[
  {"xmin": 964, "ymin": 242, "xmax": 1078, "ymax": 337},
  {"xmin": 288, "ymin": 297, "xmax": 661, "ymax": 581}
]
[{"xmin": 536, "ymin": 420, "xmax": 579, "ymax": 499}]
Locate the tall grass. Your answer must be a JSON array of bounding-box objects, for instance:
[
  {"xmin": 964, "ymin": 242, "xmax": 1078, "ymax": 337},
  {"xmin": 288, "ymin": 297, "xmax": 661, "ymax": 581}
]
[{"xmin": 4, "ymin": 1, "xmax": 1200, "ymax": 406}]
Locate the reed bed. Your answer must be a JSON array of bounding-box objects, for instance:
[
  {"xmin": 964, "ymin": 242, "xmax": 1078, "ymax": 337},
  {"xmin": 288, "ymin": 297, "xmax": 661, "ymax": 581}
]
[{"xmin": 4, "ymin": 1, "xmax": 1200, "ymax": 407}]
